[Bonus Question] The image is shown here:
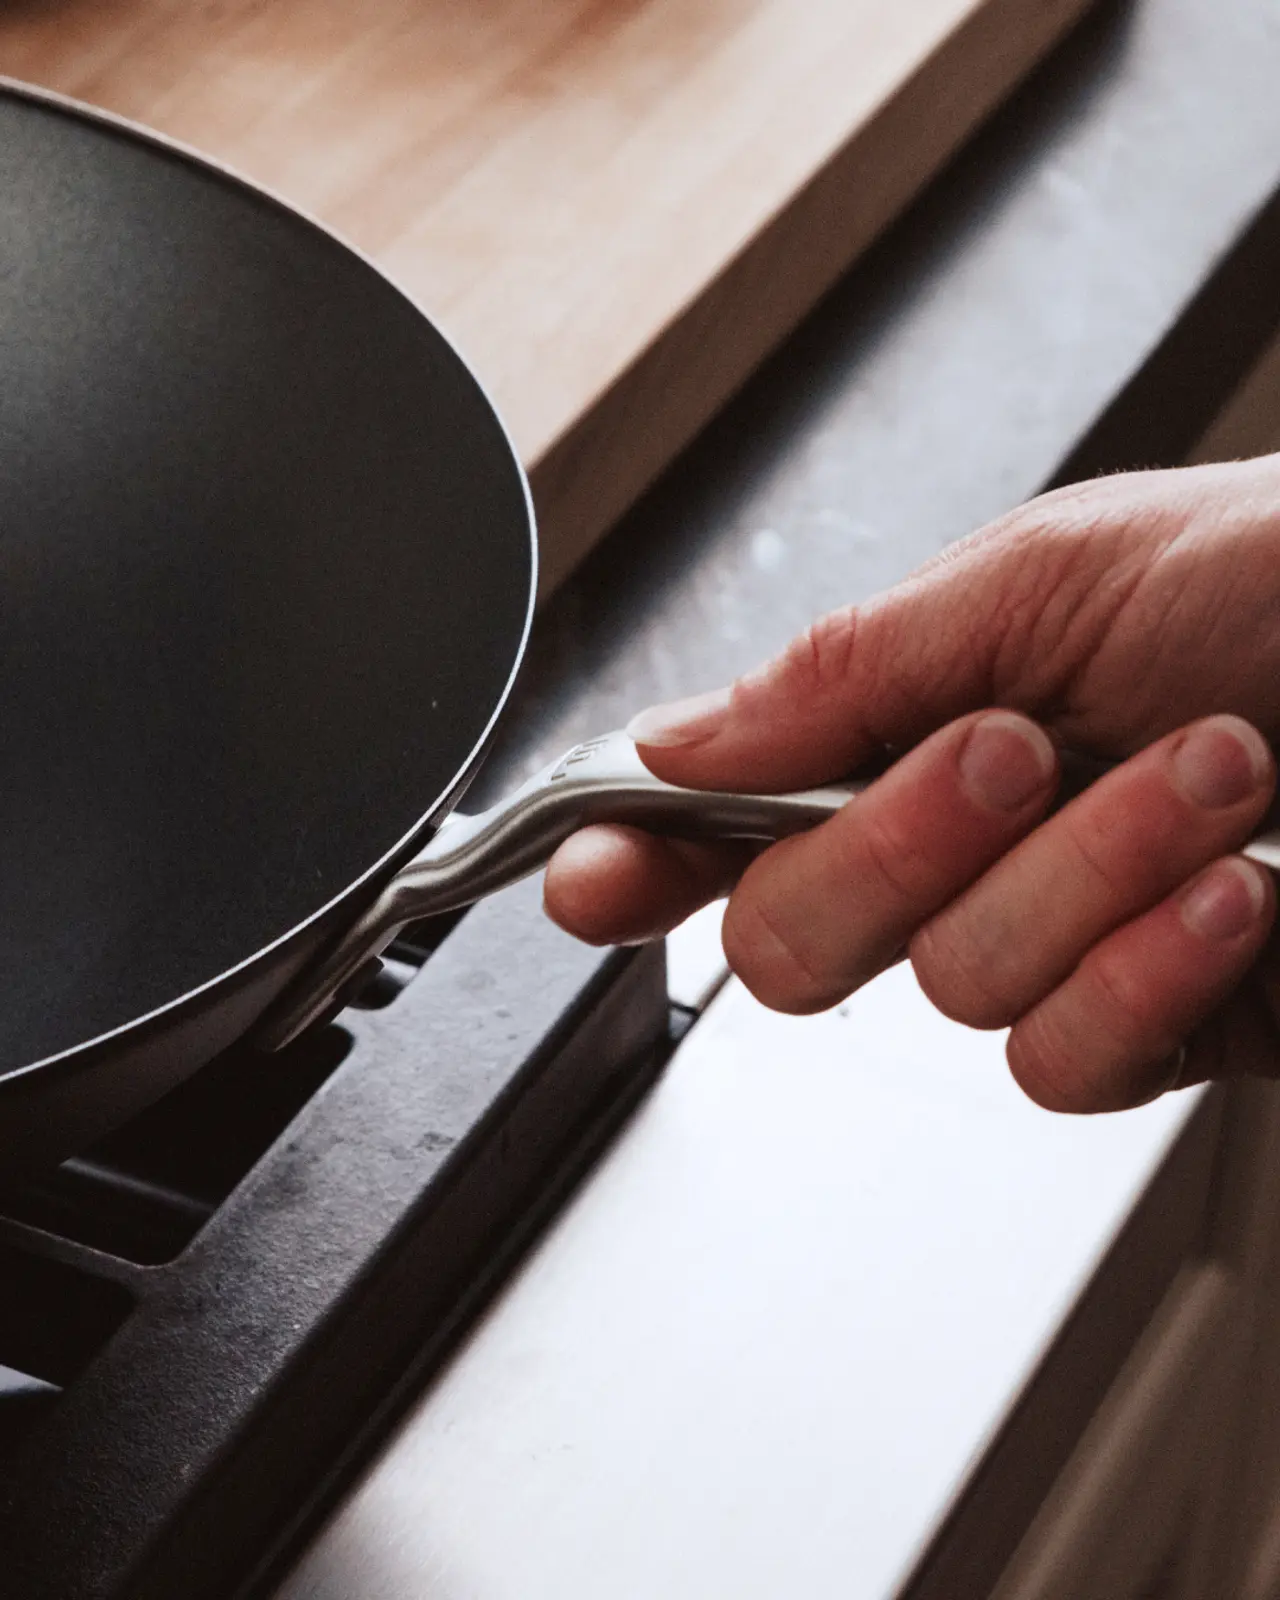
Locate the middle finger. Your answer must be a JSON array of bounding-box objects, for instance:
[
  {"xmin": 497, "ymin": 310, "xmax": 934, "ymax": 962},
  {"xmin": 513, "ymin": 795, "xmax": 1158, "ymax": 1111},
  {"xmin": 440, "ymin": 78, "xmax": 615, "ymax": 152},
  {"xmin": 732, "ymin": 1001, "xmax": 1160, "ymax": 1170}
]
[{"xmin": 722, "ymin": 709, "xmax": 1058, "ymax": 1013}]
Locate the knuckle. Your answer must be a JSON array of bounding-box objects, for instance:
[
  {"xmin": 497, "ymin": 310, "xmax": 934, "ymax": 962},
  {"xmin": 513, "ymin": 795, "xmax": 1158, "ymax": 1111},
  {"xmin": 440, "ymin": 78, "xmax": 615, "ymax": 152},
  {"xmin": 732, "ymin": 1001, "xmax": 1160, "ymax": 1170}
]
[
  {"xmin": 1005, "ymin": 1014, "xmax": 1093, "ymax": 1113},
  {"xmin": 1007, "ymin": 940, "xmax": 1191, "ymax": 1114},
  {"xmin": 853, "ymin": 807, "xmax": 940, "ymax": 905},
  {"xmin": 1085, "ymin": 943, "xmax": 1171, "ymax": 1050},
  {"xmin": 1063, "ymin": 811, "xmax": 1139, "ymax": 901},
  {"xmin": 775, "ymin": 605, "xmax": 860, "ymax": 701},
  {"xmin": 909, "ymin": 922, "xmax": 1020, "ymax": 1029},
  {"xmin": 723, "ymin": 895, "xmax": 845, "ymax": 1015}
]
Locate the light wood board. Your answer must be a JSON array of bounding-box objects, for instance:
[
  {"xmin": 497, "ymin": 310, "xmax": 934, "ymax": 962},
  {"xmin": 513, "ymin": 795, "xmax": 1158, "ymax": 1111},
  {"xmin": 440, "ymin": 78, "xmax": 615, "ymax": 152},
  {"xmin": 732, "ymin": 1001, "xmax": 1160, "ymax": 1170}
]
[{"xmin": 0, "ymin": 0, "xmax": 1096, "ymax": 593}]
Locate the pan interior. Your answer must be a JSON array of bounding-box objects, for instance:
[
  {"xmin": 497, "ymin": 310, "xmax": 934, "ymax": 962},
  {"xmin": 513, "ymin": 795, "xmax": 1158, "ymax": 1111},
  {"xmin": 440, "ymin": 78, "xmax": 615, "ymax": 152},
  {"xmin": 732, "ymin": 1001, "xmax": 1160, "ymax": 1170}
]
[{"xmin": 0, "ymin": 93, "xmax": 533, "ymax": 1073}]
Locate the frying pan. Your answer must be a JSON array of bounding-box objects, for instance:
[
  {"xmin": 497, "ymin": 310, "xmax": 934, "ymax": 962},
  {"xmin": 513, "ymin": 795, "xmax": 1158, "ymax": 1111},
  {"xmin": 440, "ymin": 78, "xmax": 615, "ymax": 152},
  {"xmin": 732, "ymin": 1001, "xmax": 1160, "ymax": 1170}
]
[
  {"xmin": 4, "ymin": 83, "xmax": 1279, "ymax": 1178},
  {"xmin": 0, "ymin": 79, "xmax": 873, "ymax": 1177}
]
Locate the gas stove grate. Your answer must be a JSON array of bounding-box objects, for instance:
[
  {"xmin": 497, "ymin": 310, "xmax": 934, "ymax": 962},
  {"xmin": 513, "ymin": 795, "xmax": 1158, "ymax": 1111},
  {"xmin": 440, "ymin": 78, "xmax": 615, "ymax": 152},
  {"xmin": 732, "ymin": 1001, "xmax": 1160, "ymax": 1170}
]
[{"xmin": 0, "ymin": 881, "xmax": 672, "ymax": 1600}]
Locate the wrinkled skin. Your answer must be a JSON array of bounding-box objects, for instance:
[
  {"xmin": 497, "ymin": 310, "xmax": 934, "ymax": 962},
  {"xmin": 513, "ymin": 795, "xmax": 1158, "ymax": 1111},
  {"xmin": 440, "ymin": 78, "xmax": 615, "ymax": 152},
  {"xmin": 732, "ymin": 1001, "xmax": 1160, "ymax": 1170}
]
[{"xmin": 544, "ymin": 455, "xmax": 1280, "ymax": 1113}]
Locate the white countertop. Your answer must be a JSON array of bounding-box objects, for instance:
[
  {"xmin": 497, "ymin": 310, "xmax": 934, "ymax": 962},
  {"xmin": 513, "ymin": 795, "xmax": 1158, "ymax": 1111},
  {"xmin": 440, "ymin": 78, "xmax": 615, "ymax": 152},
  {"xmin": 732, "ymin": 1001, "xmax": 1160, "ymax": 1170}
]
[{"xmin": 277, "ymin": 922, "xmax": 1195, "ymax": 1599}]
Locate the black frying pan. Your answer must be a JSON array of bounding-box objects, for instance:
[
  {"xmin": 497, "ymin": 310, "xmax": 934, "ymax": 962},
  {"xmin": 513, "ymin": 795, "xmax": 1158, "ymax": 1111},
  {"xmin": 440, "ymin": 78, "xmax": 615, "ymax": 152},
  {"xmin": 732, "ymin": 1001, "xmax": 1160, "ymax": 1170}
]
[
  {"xmin": 0, "ymin": 80, "xmax": 874, "ymax": 1177},
  {"xmin": 0, "ymin": 81, "xmax": 540, "ymax": 1173},
  {"xmin": 6, "ymin": 82, "xmax": 1280, "ymax": 1178}
]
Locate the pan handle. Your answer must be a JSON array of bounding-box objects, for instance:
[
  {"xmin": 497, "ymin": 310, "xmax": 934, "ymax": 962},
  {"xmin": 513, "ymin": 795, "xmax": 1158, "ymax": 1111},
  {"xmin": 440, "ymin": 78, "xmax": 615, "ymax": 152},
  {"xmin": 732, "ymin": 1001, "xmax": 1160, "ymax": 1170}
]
[
  {"xmin": 255, "ymin": 729, "xmax": 1280, "ymax": 1051},
  {"xmin": 254, "ymin": 730, "xmax": 864, "ymax": 1050}
]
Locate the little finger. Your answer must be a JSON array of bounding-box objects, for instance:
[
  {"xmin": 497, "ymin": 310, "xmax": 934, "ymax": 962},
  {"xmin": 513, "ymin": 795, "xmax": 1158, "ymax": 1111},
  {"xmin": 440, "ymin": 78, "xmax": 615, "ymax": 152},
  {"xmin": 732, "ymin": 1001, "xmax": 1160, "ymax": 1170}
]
[{"xmin": 1006, "ymin": 856, "xmax": 1274, "ymax": 1112}]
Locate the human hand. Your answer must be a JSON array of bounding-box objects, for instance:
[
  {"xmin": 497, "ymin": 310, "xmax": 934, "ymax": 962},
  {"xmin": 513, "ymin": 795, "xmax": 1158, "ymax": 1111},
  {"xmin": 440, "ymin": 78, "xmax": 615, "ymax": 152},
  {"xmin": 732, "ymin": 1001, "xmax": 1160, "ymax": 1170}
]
[{"xmin": 544, "ymin": 455, "xmax": 1280, "ymax": 1111}]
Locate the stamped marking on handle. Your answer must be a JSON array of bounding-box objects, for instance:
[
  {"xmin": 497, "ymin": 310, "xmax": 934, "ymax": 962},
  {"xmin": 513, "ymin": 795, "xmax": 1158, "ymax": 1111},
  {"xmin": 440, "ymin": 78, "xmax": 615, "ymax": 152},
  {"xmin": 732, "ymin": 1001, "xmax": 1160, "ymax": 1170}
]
[{"xmin": 550, "ymin": 737, "xmax": 610, "ymax": 782}]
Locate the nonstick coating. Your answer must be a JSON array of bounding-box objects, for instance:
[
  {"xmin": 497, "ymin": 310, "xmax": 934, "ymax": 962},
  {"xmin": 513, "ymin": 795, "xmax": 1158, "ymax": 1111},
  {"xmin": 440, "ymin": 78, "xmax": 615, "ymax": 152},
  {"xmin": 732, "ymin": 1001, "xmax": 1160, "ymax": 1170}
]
[{"xmin": 0, "ymin": 87, "xmax": 534, "ymax": 1167}]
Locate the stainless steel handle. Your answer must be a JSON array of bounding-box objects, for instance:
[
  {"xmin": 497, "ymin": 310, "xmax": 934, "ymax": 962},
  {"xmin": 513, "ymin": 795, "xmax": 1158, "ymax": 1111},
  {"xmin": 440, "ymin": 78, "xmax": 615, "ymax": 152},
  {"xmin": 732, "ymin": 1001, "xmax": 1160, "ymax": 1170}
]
[
  {"xmin": 255, "ymin": 731, "xmax": 863, "ymax": 1050},
  {"xmin": 255, "ymin": 730, "xmax": 1280, "ymax": 1051}
]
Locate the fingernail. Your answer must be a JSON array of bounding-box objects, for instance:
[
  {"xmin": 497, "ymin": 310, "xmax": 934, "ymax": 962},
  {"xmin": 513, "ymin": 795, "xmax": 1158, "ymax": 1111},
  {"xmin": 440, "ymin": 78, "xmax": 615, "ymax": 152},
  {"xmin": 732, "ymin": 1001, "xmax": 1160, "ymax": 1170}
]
[
  {"xmin": 626, "ymin": 686, "xmax": 732, "ymax": 747},
  {"xmin": 959, "ymin": 712, "xmax": 1056, "ymax": 812},
  {"xmin": 1173, "ymin": 715, "xmax": 1271, "ymax": 809},
  {"xmin": 1181, "ymin": 858, "xmax": 1267, "ymax": 941}
]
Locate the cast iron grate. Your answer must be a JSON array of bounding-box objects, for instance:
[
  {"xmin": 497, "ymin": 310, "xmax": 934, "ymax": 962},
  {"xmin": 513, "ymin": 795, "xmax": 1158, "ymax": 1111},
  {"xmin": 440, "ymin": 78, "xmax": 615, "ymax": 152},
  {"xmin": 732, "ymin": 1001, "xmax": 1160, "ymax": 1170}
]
[
  {"xmin": 0, "ymin": 1019, "xmax": 354, "ymax": 1266},
  {"xmin": 0, "ymin": 923, "xmax": 455, "ymax": 1268},
  {"xmin": 0, "ymin": 1242, "xmax": 132, "ymax": 1456}
]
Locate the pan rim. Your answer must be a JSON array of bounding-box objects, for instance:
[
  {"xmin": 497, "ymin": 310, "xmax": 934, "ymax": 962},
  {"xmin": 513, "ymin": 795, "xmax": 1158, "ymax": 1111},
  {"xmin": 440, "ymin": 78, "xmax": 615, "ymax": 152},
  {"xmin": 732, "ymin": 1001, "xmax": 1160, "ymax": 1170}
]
[{"xmin": 0, "ymin": 75, "xmax": 538, "ymax": 1084}]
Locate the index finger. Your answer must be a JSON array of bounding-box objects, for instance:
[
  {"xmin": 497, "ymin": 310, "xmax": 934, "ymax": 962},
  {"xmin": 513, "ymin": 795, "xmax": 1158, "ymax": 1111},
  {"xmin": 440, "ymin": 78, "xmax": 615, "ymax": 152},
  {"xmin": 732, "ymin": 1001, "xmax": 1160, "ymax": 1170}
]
[{"xmin": 623, "ymin": 483, "xmax": 1149, "ymax": 793}]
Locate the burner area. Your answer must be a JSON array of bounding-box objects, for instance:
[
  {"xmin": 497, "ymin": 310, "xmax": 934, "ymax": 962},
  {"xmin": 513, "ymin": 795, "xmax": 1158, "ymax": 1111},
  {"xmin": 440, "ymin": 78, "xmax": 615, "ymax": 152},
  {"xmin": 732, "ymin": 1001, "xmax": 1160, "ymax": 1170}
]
[
  {"xmin": 0, "ymin": 883, "xmax": 674, "ymax": 1600},
  {"xmin": 0, "ymin": 1247, "xmax": 132, "ymax": 1456},
  {"xmin": 0, "ymin": 910, "xmax": 467, "ymax": 1268},
  {"xmin": 0, "ymin": 1026, "xmax": 353, "ymax": 1266},
  {"xmin": 0, "ymin": 935, "xmax": 435, "ymax": 1465}
]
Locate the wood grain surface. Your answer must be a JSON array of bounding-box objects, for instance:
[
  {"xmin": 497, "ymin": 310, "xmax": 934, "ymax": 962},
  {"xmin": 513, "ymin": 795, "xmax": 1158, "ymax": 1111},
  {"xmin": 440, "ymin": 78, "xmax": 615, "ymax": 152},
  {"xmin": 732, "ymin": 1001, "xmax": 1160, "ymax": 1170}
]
[{"xmin": 0, "ymin": 0, "xmax": 1096, "ymax": 592}]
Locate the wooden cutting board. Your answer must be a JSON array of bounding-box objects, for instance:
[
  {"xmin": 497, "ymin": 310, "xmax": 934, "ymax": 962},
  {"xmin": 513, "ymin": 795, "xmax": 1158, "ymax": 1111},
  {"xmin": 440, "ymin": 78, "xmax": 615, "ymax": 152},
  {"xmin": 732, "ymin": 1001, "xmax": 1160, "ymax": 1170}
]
[{"xmin": 0, "ymin": 0, "xmax": 1094, "ymax": 593}]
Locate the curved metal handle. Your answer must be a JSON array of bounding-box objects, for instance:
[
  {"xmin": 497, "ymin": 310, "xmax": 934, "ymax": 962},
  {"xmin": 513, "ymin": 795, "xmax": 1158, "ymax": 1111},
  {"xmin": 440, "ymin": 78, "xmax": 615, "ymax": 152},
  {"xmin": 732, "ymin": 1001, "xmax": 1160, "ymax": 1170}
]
[
  {"xmin": 255, "ymin": 732, "xmax": 864, "ymax": 1049},
  {"xmin": 256, "ymin": 730, "xmax": 1280, "ymax": 1051}
]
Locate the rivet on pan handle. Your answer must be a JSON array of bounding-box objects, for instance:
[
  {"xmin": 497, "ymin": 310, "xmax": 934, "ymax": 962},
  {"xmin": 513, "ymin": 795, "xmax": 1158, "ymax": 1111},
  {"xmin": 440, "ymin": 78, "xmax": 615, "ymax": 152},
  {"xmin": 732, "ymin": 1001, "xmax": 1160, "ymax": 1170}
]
[{"xmin": 253, "ymin": 731, "xmax": 1280, "ymax": 1052}]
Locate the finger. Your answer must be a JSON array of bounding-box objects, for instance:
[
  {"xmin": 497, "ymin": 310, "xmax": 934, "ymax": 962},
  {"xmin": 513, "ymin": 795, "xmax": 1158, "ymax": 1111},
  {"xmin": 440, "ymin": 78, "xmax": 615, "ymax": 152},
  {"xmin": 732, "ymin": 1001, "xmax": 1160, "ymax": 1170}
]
[
  {"xmin": 622, "ymin": 473, "xmax": 1186, "ymax": 793},
  {"xmin": 544, "ymin": 825, "xmax": 751, "ymax": 945},
  {"xmin": 1006, "ymin": 856, "xmax": 1274, "ymax": 1112},
  {"xmin": 910, "ymin": 714, "xmax": 1275, "ymax": 1028},
  {"xmin": 721, "ymin": 709, "xmax": 1058, "ymax": 1013}
]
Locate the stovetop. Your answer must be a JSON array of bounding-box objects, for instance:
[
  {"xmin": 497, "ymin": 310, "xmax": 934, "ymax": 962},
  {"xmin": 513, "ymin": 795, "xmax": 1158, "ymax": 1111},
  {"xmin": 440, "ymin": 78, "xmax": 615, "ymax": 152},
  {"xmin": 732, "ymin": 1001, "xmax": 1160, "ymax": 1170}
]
[
  {"xmin": 0, "ymin": 883, "xmax": 678, "ymax": 1599},
  {"xmin": 2, "ymin": 0, "xmax": 1280, "ymax": 1592}
]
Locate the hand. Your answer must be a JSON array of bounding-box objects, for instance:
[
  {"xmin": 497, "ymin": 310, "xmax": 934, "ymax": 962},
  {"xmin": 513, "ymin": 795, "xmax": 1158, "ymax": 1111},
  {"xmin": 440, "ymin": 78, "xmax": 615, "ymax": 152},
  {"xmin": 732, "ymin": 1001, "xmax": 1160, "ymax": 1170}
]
[{"xmin": 544, "ymin": 455, "xmax": 1280, "ymax": 1112}]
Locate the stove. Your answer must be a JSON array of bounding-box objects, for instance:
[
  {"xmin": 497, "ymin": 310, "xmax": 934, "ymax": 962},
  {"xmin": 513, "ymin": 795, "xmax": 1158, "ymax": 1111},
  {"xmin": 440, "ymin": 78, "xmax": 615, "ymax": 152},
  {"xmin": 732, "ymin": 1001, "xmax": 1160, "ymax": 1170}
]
[
  {"xmin": 0, "ymin": 882, "xmax": 680, "ymax": 1599},
  {"xmin": 2, "ymin": 0, "xmax": 1280, "ymax": 1592}
]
